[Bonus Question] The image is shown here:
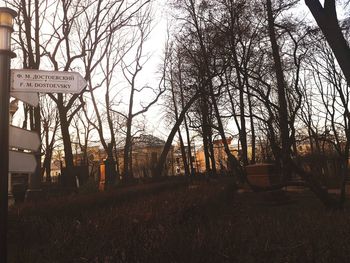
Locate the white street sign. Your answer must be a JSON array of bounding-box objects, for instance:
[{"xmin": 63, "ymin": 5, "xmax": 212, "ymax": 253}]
[
  {"xmin": 10, "ymin": 91, "xmax": 39, "ymax": 107},
  {"xmin": 9, "ymin": 125, "xmax": 40, "ymax": 152},
  {"xmin": 11, "ymin": 69, "xmax": 86, "ymax": 94},
  {"xmin": 9, "ymin": 150, "xmax": 37, "ymax": 173}
]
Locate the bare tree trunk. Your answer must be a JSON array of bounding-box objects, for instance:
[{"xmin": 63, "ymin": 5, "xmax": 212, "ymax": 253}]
[
  {"xmin": 232, "ymin": 42, "xmax": 248, "ymax": 165},
  {"xmin": 210, "ymin": 84, "xmax": 244, "ymax": 180},
  {"xmin": 182, "ymin": 101, "xmax": 194, "ymax": 175},
  {"xmin": 114, "ymin": 147, "xmax": 121, "ymax": 177},
  {"xmin": 247, "ymin": 89, "xmax": 256, "ymax": 164},
  {"xmin": 129, "ymin": 143, "xmax": 133, "ymax": 178},
  {"xmin": 178, "ymin": 129, "xmax": 190, "ymax": 176},
  {"xmin": 305, "ymin": 0, "xmax": 350, "ymax": 84},
  {"xmin": 169, "ymin": 70, "xmax": 190, "ymax": 176},
  {"xmin": 52, "ymin": 105, "xmax": 80, "ymax": 185},
  {"xmin": 43, "ymin": 152, "xmax": 52, "ymax": 182},
  {"xmin": 41, "ymin": 120, "xmax": 58, "ymax": 182},
  {"xmin": 184, "ymin": 116, "xmax": 195, "ymax": 175},
  {"xmin": 177, "ymin": 59, "xmax": 194, "ymax": 175},
  {"xmin": 266, "ymin": 0, "xmax": 291, "ymax": 180},
  {"xmin": 183, "ymin": 0, "xmax": 244, "ymax": 180},
  {"xmin": 41, "ymin": 124, "xmax": 51, "ymax": 181},
  {"xmin": 121, "ymin": 9, "xmax": 163, "ymax": 179},
  {"xmin": 207, "ymin": 126, "xmax": 217, "ymax": 176},
  {"xmin": 201, "ymin": 99, "xmax": 212, "ymax": 174},
  {"xmin": 154, "ymin": 93, "xmax": 200, "ymax": 177},
  {"xmin": 123, "ymin": 88, "xmax": 135, "ymax": 179}
]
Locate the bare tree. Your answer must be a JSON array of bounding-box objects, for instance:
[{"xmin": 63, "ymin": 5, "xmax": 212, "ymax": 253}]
[
  {"xmin": 72, "ymin": 110, "xmax": 94, "ymax": 166},
  {"xmin": 303, "ymin": 36, "xmax": 350, "ymax": 206},
  {"xmin": 163, "ymin": 43, "xmax": 191, "ymax": 176},
  {"xmin": 266, "ymin": 0, "xmax": 293, "ymax": 179},
  {"xmin": 10, "ymin": 0, "xmax": 47, "ymax": 193},
  {"xmin": 121, "ymin": 8, "xmax": 166, "ymax": 179},
  {"xmin": 40, "ymin": 95, "xmax": 60, "ymax": 182},
  {"xmin": 154, "ymin": 91, "xmax": 201, "ymax": 177}
]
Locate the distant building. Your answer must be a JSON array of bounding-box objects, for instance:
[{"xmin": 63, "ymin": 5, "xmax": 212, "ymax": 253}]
[
  {"xmin": 117, "ymin": 134, "xmax": 175, "ymax": 178},
  {"xmin": 173, "ymin": 143, "xmax": 197, "ymax": 175},
  {"xmin": 72, "ymin": 145, "xmax": 107, "ymax": 166},
  {"xmin": 195, "ymin": 137, "xmax": 238, "ymax": 173},
  {"xmin": 48, "ymin": 145, "xmax": 106, "ymax": 183}
]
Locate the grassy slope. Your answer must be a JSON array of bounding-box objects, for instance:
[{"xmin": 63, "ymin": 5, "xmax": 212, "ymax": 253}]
[{"xmin": 8, "ymin": 178, "xmax": 350, "ymax": 263}]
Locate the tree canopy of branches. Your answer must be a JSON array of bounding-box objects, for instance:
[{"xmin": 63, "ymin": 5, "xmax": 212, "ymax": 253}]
[
  {"xmin": 8, "ymin": 0, "xmax": 350, "ymax": 209},
  {"xmin": 159, "ymin": 0, "xmax": 350, "ymax": 208}
]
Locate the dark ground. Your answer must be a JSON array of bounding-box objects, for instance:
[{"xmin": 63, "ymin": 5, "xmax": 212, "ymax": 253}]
[{"xmin": 8, "ymin": 177, "xmax": 350, "ymax": 263}]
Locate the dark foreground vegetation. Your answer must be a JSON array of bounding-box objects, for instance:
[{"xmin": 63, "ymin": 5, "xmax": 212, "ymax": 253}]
[{"xmin": 8, "ymin": 178, "xmax": 350, "ymax": 263}]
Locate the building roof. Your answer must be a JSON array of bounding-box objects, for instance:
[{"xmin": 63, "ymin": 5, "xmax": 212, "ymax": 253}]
[{"xmin": 133, "ymin": 134, "xmax": 166, "ymax": 149}]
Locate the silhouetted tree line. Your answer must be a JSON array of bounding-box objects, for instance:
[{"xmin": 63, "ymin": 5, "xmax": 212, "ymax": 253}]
[
  {"xmin": 8, "ymin": 0, "xmax": 350, "ymax": 208},
  {"xmin": 158, "ymin": 0, "xmax": 350, "ymax": 209}
]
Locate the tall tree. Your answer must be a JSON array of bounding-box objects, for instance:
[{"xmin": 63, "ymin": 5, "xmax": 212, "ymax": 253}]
[
  {"xmin": 40, "ymin": 95, "xmax": 60, "ymax": 182},
  {"xmin": 121, "ymin": 8, "xmax": 165, "ymax": 179},
  {"xmin": 266, "ymin": 0, "xmax": 292, "ymax": 180},
  {"xmin": 11, "ymin": 0, "xmax": 44, "ymax": 194}
]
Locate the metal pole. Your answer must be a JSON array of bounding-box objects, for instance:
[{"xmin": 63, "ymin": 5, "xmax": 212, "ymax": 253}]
[
  {"xmin": 0, "ymin": 49, "xmax": 11, "ymax": 262},
  {"xmin": 0, "ymin": 7, "xmax": 17, "ymax": 262}
]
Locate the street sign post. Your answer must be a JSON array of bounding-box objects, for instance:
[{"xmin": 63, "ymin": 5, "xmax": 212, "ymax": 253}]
[
  {"xmin": 9, "ymin": 151, "xmax": 37, "ymax": 173},
  {"xmin": 0, "ymin": 7, "xmax": 17, "ymax": 262},
  {"xmin": 9, "ymin": 125, "xmax": 40, "ymax": 151},
  {"xmin": 11, "ymin": 69, "xmax": 86, "ymax": 93}
]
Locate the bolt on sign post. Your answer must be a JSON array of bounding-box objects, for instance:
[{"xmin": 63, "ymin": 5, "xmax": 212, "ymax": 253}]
[{"xmin": 0, "ymin": 7, "xmax": 16, "ymax": 262}]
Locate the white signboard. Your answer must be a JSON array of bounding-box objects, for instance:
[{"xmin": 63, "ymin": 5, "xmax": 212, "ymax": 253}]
[
  {"xmin": 11, "ymin": 69, "xmax": 86, "ymax": 94},
  {"xmin": 9, "ymin": 150, "xmax": 37, "ymax": 173},
  {"xmin": 10, "ymin": 91, "xmax": 39, "ymax": 107},
  {"xmin": 9, "ymin": 125, "xmax": 40, "ymax": 152}
]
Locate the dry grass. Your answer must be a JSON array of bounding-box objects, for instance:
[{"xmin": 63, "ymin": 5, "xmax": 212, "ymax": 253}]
[{"xmin": 8, "ymin": 177, "xmax": 350, "ymax": 263}]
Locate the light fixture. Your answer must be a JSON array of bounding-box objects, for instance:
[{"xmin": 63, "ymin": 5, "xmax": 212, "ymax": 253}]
[{"xmin": 0, "ymin": 7, "xmax": 16, "ymax": 50}]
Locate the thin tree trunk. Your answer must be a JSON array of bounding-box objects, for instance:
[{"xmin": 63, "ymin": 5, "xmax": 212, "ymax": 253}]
[
  {"xmin": 232, "ymin": 41, "xmax": 248, "ymax": 165},
  {"xmin": 184, "ymin": 116, "xmax": 195, "ymax": 176},
  {"xmin": 210, "ymin": 85, "xmax": 244, "ymax": 180},
  {"xmin": 247, "ymin": 89, "xmax": 256, "ymax": 164},
  {"xmin": 123, "ymin": 117, "xmax": 133, "ymax": 179},
  {"xmin": 44, "ymin": 153, "xmax": 52, "ymax": 182},
  {"xmin": 201, "ymin": 98, "xmax": 212, "ymax": 174},
  {"xmin": 170, "ymin": 71, "xmax": 190, "ymax": 176},
  {"xmin": 207, "ymin": 126, "xmax": 217, "ymax": 176},
  {"xmin": 57, "ymin": 99, "xmax": 74, "ymax": 168},
  {"xmin": 178, "ymin": 129, "xmax": 190, "ymax": 176},
  {"xmin": 187, "ymin": 0, "xmax": 243, "ymax": 180},
  {"xmin": 266, "ymin": 0, "xmax": 291, "ymax": 180},
  {"xmin": 154, "ymin": 93, "xmax": 200, "ymax": 177},
  {"xmin": 178, "ymin": 64, "xmax": 195, "ymax": 175}
]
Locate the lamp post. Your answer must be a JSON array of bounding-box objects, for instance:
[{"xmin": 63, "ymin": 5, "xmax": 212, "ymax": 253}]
[{"xmin": 0, "ymin": 7, "xmax": 16, "ymax": 262}]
